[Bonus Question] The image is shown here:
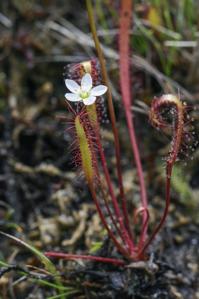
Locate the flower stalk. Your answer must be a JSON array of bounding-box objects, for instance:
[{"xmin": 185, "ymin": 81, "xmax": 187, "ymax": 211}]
[
  {"xmin": 86, "ymin": 0, "xmax": 127, "ymax": 219},
  {"xmin": 118, "ymin": 0, "xmax": 148, "ymax": 246}
]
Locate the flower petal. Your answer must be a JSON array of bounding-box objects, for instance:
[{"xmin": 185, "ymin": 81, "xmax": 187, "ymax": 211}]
[
  {"xmin": 90, "ymin": 85, "xmax": 108, "ymax": 96},
  {"xmin": 65, "ymin": 93, "xmax": 81, "ymax": 102},
  {"xmin": 83, "ymin": 96, "xmax": 96, "ymax": 106},
  {"xmin": 81, "ymin": 73, "xmax": 92, "ymax": 92},
  {"xmin": 65, "ymin": 79, "xmax": 80, "ymax": 93}
]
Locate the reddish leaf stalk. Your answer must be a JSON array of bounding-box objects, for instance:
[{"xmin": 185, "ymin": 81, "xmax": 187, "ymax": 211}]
[
  {"xmin": 88, "ymin": 182, "xmax": 130, "ymax": 257},
  {"xmin": 94, "ymin": 124, "xmax": 135, "ymax": 254},
  {"xmin": 138, "ymin": 165, "xmax": 171, "ymax": 257},
  {"xmin": 94, "ymin": 150, "xmax": 131, "ymax": 247},
  {"xmin": 119, "ymin": 0, "xmax": 148, "ymax": 245},
  {"xmin": 73, "ymin": 110, "xmax": 130, "ymax": 257},
  {"xmin": 98, "ymin": 179, "xmax": 129, "ymax": 246},
  {"xmin": 139, "ymin": 94, "xmax": 186, "ymax": 257},
  {"xmin": 49, "ymin": 108, "xmax": 130, "ymax": 261},
  {"xmin": 86, "ymin": 103, "xmax": 135, "ymax": 254},
  {"xmin": 45, "ymin": 252, "xmax": 126, "ymax": 266}
]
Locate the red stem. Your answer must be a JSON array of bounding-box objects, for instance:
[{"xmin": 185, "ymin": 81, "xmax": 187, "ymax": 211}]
[
  {"xmin": 45, "ymin": 252, "xmax": 126, "ymax": 266},
  {"xmin": 137, "ymin": 208, "xmax": 150, "ymax": 250},
  {"xmin": 119, "ymin": 0, "xmax": 148, "ymax": 243},
  {"xmin": 86, "ymin": 104, "xmax": 131, "ymax": 250},
  {"xmin": 89, "ymin": 182, "xmax": 129, "ymax": 257},
  {"xmin": 94, "ymin": 130, "xmax": 134, "ymax": 254},
  {"xmin": 98, "ymin": 179, "xmax": 129, "ymax": 247},
  {"xmin": 94, "ymin": 157, "xmax": 129, "ymax": 247},
  {"xmin": 138, "ymin": 165, "xmax": 172, "ymax": 257},
  {"xmin": 142, "ymin": 95, "xmax": 185, "ymax": 258}
]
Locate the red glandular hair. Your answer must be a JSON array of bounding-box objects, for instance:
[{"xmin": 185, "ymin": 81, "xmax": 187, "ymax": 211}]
[
  {"xmin": 67, "ymin": 109, "xmax": 99, "ymax": 184},
  {"xmin": 149, "ymin": 94, "xmax": 197, "ymax": 165},
  {"xmin": 64, "ymin": 58, "xmax": 101, "ymax": 86}
]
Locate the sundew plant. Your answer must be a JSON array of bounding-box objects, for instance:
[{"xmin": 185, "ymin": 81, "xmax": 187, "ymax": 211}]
[{"xmin": 45, "ymin": 0, "xmax": 196, "ymax": 266}]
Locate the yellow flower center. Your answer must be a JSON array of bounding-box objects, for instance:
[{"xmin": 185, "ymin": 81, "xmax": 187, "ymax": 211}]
[{"xmin": 80, "ymin": 91, "xmax": 89, "ymax": 99}]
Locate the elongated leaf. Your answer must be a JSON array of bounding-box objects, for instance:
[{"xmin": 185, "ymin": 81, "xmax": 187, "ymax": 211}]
[{"xmin": 0, "ymin": 231, "xmax": 56, "ymax": 273}]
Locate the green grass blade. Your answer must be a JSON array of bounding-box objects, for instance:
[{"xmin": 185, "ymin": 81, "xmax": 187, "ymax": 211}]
[
  {"xmin": 47, "ymin": 290, "xmax": 79, "ymax": 299},
  {"xmin": 0, "ymin": 231, "xmax": 56, "ymax": 273}
]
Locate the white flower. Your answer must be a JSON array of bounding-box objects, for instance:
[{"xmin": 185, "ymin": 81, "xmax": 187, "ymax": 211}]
[{"xmin": 65, "ymin": 73, "xmax": 107, "ymax": 106}]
